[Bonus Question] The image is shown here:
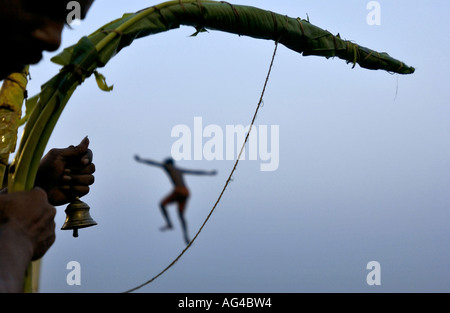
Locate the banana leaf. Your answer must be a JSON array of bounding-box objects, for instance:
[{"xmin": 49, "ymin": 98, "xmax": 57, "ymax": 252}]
[
  {"xmin": 0, "ymin": 67, "xmax": 29, "ymax": 183},
  {"xmin": 53, "ymin": 0, "xmax": 415, "ymax": 74}
]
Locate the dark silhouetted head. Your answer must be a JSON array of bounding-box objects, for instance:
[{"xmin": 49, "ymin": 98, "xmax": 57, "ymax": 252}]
[
  {"xmin": 164, "ymin": 157, "xmax": 174, "ymax": 165},
  {"xmin": 0, "ymin": 0, "xmax": 94, "ymax": 80}
]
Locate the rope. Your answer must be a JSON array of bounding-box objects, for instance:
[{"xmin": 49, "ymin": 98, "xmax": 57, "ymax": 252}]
[{"xmin": 123, "ymin": 41, "xmax": 279, "ymax": 293}]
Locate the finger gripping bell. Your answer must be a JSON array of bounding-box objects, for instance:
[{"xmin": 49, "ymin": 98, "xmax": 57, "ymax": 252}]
[{"xmin": 61, "ymin": 197, "xmax": 97, "ymax": 237}]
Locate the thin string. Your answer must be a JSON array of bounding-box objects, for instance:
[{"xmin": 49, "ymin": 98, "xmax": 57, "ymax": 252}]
[
  {"xmin": 394, "ymin": 74, "xmax": 399, "ymax": 101},
  {"xmin": 123, "ymin": 41, "xmax": 279, "ymax": 293}
]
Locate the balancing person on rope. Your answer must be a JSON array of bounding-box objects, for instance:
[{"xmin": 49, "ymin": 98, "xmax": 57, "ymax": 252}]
[
  {"xmin": 134, "ymin": 155, "xmax": 217, "ymax": 245},
  {"xmin": 0, "ymin": 0, "xmax": 95, "ymax": 292}
]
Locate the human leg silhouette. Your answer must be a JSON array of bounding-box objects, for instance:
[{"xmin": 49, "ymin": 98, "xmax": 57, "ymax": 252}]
[
  {"xmin": 177, "ymin": 200, "xmax": 190, "ymax": 245},
  {"xmin": 158, "ymin": 187, "xmax": 190, "ymax": 243},
  {"xmin": 159, "ymin": 196, "xmax": 173, "ymax": 231}
]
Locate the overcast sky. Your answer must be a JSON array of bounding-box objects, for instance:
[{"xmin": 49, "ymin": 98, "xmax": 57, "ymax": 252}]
[{"xmin": 20, "ymin": 0, "xmax": 449, "ymax": 293}]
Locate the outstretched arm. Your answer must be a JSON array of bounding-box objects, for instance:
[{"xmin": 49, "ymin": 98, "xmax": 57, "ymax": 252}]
[
  {"xmin": 179, "ymin": 168, "xmax": 217, "ymax": 176},
  {"xmin": 134, "ymin": 155, "xmax": 163, "ymax": 167}
]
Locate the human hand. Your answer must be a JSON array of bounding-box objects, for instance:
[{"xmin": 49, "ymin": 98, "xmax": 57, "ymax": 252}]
[
  {"xmin": 0, "ymin": 188, "xmax": 56, "ymax": 261},
  {"xmin": 35, "ymin": 137, "xmax": 95, "ymax": 206}
]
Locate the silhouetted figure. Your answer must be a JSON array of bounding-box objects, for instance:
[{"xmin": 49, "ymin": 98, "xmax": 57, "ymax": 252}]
[
  {"xmin": 134, "ymin": 155, "xmax": 217, "ymax": 245},
  {"xmin": 0, "ymin": 0, "xmax": 95, "ymax": 292}
]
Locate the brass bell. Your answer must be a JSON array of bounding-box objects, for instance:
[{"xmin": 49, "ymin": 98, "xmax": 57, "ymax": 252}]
[{"xmin": 61, "ymin": 197, "xmax": 97, "ymax": 237}]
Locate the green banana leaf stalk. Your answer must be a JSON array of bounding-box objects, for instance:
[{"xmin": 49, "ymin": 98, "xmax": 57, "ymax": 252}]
[
  {"xmin": 52, "ymin": 0, "xmax": 415, "ymax": 74},
  {"xmin": 15, "ymin": 0, "xmax": 415, "ymax": 193},
  {"xmin": 0, "ymin": 67, "xmax": 29, "ymax": 185},
  {"xmin": 10, "ymin": 0, "xmax": 414, "ymax": 292}
]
